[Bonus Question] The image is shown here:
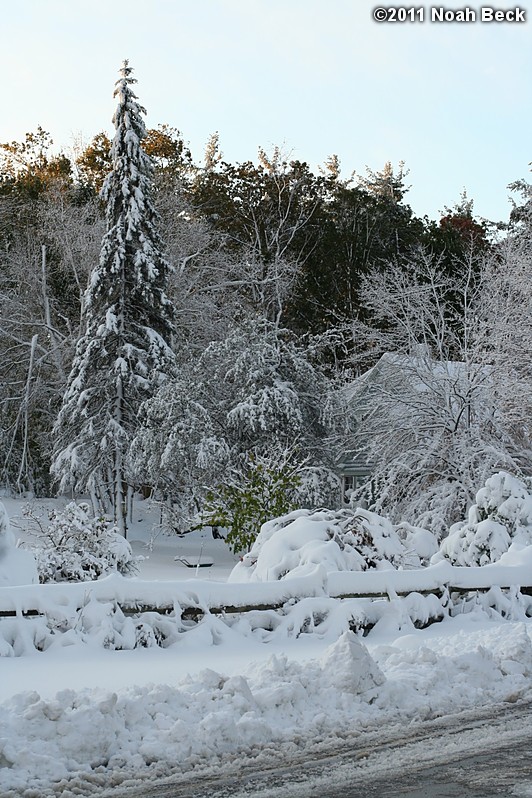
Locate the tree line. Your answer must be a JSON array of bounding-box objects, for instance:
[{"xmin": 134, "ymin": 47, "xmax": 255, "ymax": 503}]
[{"xmin": 0, "ymin": 62, "xmax": 529, "ymax": 546}]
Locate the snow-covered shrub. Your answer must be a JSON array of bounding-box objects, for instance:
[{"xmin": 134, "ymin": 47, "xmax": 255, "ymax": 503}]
[
  {"xmin": 0, "ymin": 501, "xmax": 38, "ymax": 586},
  {"xmin": 395, "ymin": 522, "xmax": 440, "ymax": 564},
  {"xmin": 25, "ymin": 502, "xmax": 138, "ymax": 583},
  {"xmin": 433, "ymin": 471, "xmax": 532, "ymax": 567},
  {"xmin": 229, "ymin": 506, "xmax": 434, "ymax": 582}
]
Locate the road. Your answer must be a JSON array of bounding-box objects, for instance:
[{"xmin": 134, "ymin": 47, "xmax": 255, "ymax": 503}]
[{"xmin": 102, "ymin": 699, "xmax": 532, "ymax": 798}]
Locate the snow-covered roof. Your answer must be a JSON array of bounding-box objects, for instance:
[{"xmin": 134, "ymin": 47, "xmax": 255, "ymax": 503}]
[{"xmin": 348, "ymin": 350, "xmax": 480, "ymax": 395}]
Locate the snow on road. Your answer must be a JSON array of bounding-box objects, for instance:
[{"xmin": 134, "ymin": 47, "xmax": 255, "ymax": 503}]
[{"xmin": 109, "ymin": 699, "xmax": 532, "ymax": 798}]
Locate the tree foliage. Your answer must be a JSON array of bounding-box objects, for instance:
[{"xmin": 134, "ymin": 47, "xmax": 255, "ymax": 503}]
[{"xmin": 202, "ymin": 452, "xmax": 303, "ymax": 553}]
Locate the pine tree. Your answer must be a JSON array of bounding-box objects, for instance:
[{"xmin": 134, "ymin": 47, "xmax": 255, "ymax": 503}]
[{"xmin": 52, "ymin": 61, "xmax": 176, "ymax": 536}]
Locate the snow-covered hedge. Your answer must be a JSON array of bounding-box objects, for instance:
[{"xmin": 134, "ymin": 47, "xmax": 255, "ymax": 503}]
[
  {"xmin": 24, "ymin": 502, "xmax": 138, "ymax": 583},
  {"xmin": 229, "ymin": 507, "xmax": 439, "ymax": 583},
  {"xmin": 228, "ymin": 472, "xmax": 532, "ymax": 583},
  {"xmin": 433, "ymin": 472, "xmax": 532, "ymax": 567}
]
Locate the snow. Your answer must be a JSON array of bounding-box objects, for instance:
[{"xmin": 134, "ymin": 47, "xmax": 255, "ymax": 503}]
[
  {"xmin": 0, "ymin": 502, "xmax": 38, "ymax": 587},
  {"xmin": 434, "ymin": 471, "xmax": 532, "ymax": 566},
  {"xmin": 230, "ymin": 506, "xmax": 428, "ymax": 584},
  {"xmin": 2, "ymin": 494, "xmax": 532, "ymax": 796}
]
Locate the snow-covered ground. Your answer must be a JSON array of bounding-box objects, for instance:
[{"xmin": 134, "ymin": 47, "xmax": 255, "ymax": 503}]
[{"xmin": 2, "ymin": 496, "xmax": 532, "ymax": 797}]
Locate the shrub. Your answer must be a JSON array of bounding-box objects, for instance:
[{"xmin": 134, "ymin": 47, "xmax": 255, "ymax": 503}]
[
  {"xmin": 25, "ymin": 502, "xmax": 139, "ymax": 582},
  {"xmin": 202, "ymin": 454, "xmax": 302, "ymax": 554},
  {"xmin": 433, "ymin": 472, "xmax": 532, "ymax": 566}
]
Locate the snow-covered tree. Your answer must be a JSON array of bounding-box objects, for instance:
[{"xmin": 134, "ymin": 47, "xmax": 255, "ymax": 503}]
[
  {"xmin": 128, "ymin": 379, "xmax": 231, "ymax": 530},
  {"xmin": 486, "ymin": 232, "xmax": 532, "ymax": 460},
  {"xmin": 52, "ymin": 62, "xmax": 176, "ymax": 535},
  {"xmin": 192, "ymin": 147, "xmax": 321, "ymax": 325},
  {"xmin": 0, "ymin": 149, "xmax": 103, "ymax": 494},
  {"xmin": 342, "ymin": 249, "xmax": 531, "ymax": 535},
  {"xmin": 129, "ymin": 319, "xmax": 338, "ymax": 534},
  {"xmin": 209, "ymin": 320, "xmax": 326, "ymax": 451},
  {"xmin": 433, "ymin": 471, "xmax": 532, "ymax": 566}
]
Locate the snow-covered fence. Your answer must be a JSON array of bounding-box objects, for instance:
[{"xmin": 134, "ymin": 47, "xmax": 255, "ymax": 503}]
[
  {"xmin": 3, "ymin": 558, "xmax": 532, "ymax": 614},
  {"xmin": 327, "ymin": 559, "xmax": 532, "ymax": 597},
  {"xmin": 2, "ymin": 561, "xmax": 532, "ymax": 656},
  {"xmin": 0, "ymin": 571, "xmax": 324, "ymax": 620}
]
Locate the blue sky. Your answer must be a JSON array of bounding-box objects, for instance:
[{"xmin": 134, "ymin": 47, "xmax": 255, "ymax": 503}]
[{"xmin": 2, "ymin": 0, "xmax": 531, "ymax": 222}]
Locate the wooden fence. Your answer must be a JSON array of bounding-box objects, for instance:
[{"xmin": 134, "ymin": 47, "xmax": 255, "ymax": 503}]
[{"xmin": 2, "ymin": 559, "xmax": 532, "ymax": 621}]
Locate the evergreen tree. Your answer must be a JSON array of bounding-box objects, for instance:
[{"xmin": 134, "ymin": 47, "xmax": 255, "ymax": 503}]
[
  {"xmin": 286, "ymin": 179, "xmax": 424, "ymax": 343},
  {"xmin": 52, "ymin": 61, "xmax": 176, "ymax": 536}
]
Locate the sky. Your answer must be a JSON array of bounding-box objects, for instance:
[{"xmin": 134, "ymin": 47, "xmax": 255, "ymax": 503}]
[{"xmin": 1, "ymin": 0, "xmax": 531, "ymax": 224}]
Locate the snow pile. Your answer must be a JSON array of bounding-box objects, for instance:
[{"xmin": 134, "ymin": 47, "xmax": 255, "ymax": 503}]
[
  {"xmin": 0, "ymin": 632, "xmax": 385, "ymax": 795},
  {"xmin": 2, "ymin": 619, "xmax": 532, "ymax": 796},
  {"xmin": 433, "ymin": 472, "xmax": 532, "ymax": 567},
  {"xmin": 320, "ymin": 630, "xmax": 385, "ymax": 692},
  {"xmin": 24, "ymin": 502, "xmax": 138, "ymax": 582},
  {"xmin": 371, "ymin": 618, "xmax": 532, "ymax": 718},
  {"xmin": 0, "ymin": 502, "xmax": 37, "ymax": 587},
  {"xmin": 230, "ymin": 507, "xmax": 437, "ymax": 583}
]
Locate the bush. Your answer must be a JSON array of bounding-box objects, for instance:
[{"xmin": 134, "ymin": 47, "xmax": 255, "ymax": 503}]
[
  {"xmin": 229, "ymin": 505, "xmax": 437, "ymax": 582},
  {"xmin": 433, "ymin": 472, "xmax": 532, "ymax": 566},
  {"xmin": 201, "ymin": 454, "xmax": 302, "ymax": 553},
  {"xmin": 25, "ymin": 502, "xmax": 139, "ymax": 582}
]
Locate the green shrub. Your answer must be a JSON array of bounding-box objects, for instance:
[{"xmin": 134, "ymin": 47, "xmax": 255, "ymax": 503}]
[{"xmin": 202, "ymin": 455, "xmax": 301, "ymax": 553}]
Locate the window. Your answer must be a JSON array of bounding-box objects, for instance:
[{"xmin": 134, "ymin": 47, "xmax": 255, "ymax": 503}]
[{"xmin": 342, "ymin": 473, "xmax": 370, "ymax": 504}]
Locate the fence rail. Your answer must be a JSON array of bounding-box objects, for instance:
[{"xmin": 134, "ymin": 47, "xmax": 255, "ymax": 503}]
[{"xmin": 2, "ymin": 559, "xmax": 532, "ymax": 619}]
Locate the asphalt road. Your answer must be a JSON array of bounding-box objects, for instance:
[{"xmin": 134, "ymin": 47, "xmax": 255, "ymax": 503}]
[{"xmin": 102, "ymin": 699, "xmax": 532, "ymax": 798}]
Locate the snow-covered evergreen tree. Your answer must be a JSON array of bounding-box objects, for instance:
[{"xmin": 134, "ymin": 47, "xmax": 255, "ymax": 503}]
[
  {"xmin": 433, "ymin": 472, "xmax": 532, "ymax": 566},
  {"xmin": 52, "ymin": 62, "xmax": 176, "ymax": 536}
]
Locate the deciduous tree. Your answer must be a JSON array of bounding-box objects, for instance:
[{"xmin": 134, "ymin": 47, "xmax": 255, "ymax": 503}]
[{"xmin": 341, "ymin": 247, "xmax": 531, "ymax": 535}]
